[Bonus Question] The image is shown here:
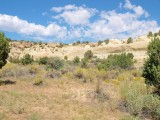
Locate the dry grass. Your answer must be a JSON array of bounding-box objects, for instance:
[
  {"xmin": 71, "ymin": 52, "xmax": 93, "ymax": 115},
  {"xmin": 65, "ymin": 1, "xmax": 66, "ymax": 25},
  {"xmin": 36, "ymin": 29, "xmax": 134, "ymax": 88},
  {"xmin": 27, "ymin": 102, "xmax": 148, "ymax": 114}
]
[
  {"xmin": 0, "ymin": 64, "xmax": 131, "ymax": 120},
  {"xmin": 1, "ymin": 63, "xmax": 157, "ymax": 120}
]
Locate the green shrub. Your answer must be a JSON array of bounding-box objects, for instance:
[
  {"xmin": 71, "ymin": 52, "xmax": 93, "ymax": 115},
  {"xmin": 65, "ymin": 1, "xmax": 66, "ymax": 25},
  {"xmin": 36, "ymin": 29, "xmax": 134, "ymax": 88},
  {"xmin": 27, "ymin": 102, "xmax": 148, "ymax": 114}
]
[
  {"xmin": 64, "ymin": 55, "xmax": 68, "ymax": 60},
  {"xmin": 21, "ymin": 54, "xmax": 34, "ymax": 65},
  {"xmin": 38, "ymin": 57, "xmax": 48, "ymax": 65},
  {"xmin": 97, "ymin": 53, "xmax": 134, "ymax": 70},
  {"xmin": 47, "ymin": 57, "xmax": 64, "ymax": 70},
  {"xmin": 73, "ymin": 56, "xmax": 80, "ymax": 65},
  {"xmin": 127, "ymin": 37, "xmax": 133, "ymax": 44},
  {"xmin": 147, "ymin": 31, "xmax": 153, "ymax": 38},
  {"xmin": 84, "ymin": 50, "xmax": 93, "ymax": 60},
  {"xmin": 120, "ymin": 81, "xmax": 160, "ymax": 118},
  {"xmin": 142, "ymin": 37, "xmax": 160, "ymax": 93},
  {"xmin": 98, "ymin": 40, "xmax": 103, "ymax": 45},
  {"xmin": 80, "ymin": 58, "xmax": 88, "ymax": 68},
  {"xmin": 104, "ymin": 39, "xmax": 109, "ymax": 44}
]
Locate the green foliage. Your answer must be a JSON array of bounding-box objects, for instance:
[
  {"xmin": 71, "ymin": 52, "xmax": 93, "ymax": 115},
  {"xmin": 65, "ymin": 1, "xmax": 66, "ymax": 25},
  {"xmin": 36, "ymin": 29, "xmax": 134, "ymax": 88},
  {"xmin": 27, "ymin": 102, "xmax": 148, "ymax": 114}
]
[
  {"xmin": 73, "ymin": 56, "xmax": 80, "ymax": 65},
  {"xmin": 82, "ymin": 41, "xmax": 89, "ymax": 44},
  {"xmin": 21, "ymin": 54, "xmax": 34, "ymax": 65},
  {"xmin": 98, "ymin": 53, "xmax": 134, "ymax": 70},
  {"xmin": 33, "ymin": 75, "xmax": 44, "ymax": 86},
  {"xmin": 76, "ymin": 41, "xmax": 80, "ymax": 44},
  {"xmin": 0, "ymin": 32, "xmax": 10, "ymax": 69},
  {"xmin": 47, "ymin": 57, "xmax": 64, "ymax": 70},
  {"xmin": 127, "ymin": 37, "xmax": 133, "ymax": 44},
  {"xmin": 98, "ymin": 40, "xmax": 103, "ymax": 45},
  {"xmin": 38, "ymin": 57, "xmax": 48, "ymax": 65},
  {"xmin": 80, "ymin": 58, "xmax": 88, "ymax": 68},
  {"xmin": 147, "ymin": 31, "xmax": 153, "ymax": 38},
  {"xmin": 84, "ymin": 50, "xmax": 93, "ymax": 60},
  {"xmin": 120, "ymin": 81, "xmax": 160, "ymax": 119},
  {"xmin": 104, "ymin": 39, "xmax": 109, "ymax": 44},
  {"xmin": 121, "ymin": 115, "xmax": 141, "ymax": 120},
  {"xmin": 142, "ymin": 37, "xmax": 160, "ymax": 92},
  {"xmin": 64, "ymin": 55, "xmax": 68, "ymax": 60}
]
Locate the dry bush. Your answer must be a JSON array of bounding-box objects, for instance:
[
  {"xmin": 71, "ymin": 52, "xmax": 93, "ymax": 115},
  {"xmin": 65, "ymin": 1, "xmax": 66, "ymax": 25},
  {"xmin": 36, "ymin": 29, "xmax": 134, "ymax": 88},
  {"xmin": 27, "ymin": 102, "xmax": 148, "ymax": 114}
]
[
  {"xmin": 33, "ymin": 74, "xmax": 44, "ymax": 86},
  {"xmin": 74, "ymin": 67, "xmax": 85, "ymax": 79},
  {"xmin": 131, "ymin": 70, "xmax": 142, "ymax": 77},
  {"xmin": 117, "ymin": 73, "xmax": 134, "ymax": 81},
  {"xmin": 45, "ymin": 70, "xmax": 62, "ymax": 79},
  {"xmin": 105, "ymin": 70, "xmax": 120, "ymax": 80}
]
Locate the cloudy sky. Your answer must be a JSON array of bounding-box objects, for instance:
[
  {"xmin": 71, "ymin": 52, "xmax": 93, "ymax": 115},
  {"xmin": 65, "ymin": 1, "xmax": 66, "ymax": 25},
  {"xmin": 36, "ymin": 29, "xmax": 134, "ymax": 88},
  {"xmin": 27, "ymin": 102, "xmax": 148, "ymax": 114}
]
[{"xmin": 0, "ymin": 0, "xmax": 160, "ymax": 43}]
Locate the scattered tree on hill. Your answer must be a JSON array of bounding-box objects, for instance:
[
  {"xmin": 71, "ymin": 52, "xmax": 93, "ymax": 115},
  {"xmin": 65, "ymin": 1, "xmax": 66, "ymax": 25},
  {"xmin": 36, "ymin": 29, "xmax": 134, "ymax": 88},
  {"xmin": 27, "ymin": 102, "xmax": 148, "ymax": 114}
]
[
  {"xmin": 127, "ymin": 37, "xmax": 133, "ymax": 44},
  {"xmin": 98, "ymin": 40, "xmax": 103, "ymax": 45},
  {"xmin": 104, "ymin": 39, "xmax": 109, "ymax": 44},
  {"xmin": 84, "ymin": 50, "xmax": 93, "ymax": 60},
  {"xmin": 73, "ymin": 56, "xmax": 80, "ymax": 65},
  {"xmin": 21, "ymin": 54, "xmax": 34, "ymax": 65},
  {"xmin": 147, "ymin": 31, "xmax": 153, "ymax": 38},
  {"xmin": 0, "ymin": 32, "xmax": 10, "ymax": 68},
  {"xmin": 142, "ymin": 37, "xmax": 160, "ymax": 93},
  {"xmin": 76, "ymin": 41, "xmax": 81, "ymax": 45}
]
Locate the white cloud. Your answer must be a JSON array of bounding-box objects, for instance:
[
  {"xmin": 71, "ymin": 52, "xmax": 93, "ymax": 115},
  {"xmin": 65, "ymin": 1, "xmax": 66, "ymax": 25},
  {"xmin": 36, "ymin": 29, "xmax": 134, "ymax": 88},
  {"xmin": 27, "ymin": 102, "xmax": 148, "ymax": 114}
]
[
  {"xmin": 0, "ymin": 0, "xmax": 159, "ymax": 42},
  {"xmin": 52, "ymin": 5, "xmax": 97, "ymax": 26},
  {"xmin": 51, "ymin": 5, "xmax": 77, "ymax": 12},
  {"xmin": 124, "ymin": 0, "xmax": 149, "ymax": 17},
  {"xmin": 0, "ymin": 14, "xmax": 67, "ymax": 39}
]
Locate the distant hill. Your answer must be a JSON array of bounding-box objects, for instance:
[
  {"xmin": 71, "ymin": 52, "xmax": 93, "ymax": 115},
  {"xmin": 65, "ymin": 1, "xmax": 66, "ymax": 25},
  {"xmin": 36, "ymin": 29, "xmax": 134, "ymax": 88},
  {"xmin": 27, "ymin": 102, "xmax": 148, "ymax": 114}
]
[{"xmin": 9, "ymin": 35, "xmax": 160, "ymax": 68}]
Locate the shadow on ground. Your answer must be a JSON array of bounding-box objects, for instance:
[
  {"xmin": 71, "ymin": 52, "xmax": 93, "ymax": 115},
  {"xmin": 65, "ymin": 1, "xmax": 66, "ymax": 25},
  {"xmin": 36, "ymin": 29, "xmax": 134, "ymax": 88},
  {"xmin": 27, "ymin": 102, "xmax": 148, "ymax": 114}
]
[{"xmin": 0, "ymin": 79, "xmax": 16, "ymax": 86}]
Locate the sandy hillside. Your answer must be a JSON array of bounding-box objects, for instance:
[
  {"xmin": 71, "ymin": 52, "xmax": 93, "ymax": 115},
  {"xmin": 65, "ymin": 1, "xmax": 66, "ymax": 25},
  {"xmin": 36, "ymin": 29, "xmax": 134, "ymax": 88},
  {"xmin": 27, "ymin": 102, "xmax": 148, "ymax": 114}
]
[{"xmin": 9, "ymin": 35, "xmax": 155, "ymax": 67}]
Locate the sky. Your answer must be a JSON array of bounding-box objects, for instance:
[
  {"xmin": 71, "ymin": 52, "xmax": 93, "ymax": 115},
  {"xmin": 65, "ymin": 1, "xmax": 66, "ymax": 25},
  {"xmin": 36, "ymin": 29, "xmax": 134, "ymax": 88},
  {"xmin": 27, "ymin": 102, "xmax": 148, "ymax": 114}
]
[{"xmin": 0, "ymin": 0, "xmax": 160, "ymax": 43}]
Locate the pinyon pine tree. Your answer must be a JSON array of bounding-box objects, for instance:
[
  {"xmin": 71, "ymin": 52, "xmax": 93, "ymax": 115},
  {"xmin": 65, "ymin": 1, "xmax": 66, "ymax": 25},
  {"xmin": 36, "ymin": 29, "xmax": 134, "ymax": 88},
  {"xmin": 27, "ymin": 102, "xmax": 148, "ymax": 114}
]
[
  {"xmin": 0, "ymin": 32, "xmax": 10, "ymax": 69},
  {"xmin": 143, "ymin": 37, "xmax": 160, "ymax": 93}
]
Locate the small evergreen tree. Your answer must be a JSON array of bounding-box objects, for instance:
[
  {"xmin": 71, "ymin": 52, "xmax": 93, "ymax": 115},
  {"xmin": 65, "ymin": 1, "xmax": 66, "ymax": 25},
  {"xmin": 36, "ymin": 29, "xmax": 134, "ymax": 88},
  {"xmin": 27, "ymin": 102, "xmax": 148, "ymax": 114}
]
[
  {"xmin": 98, "ymin": 40, "xmax": 103, "ymax": 45},
  {"xmin": 0, "ymin": 32, "xmax": 10, "ymax": 68},
  {"xmin": 147, "ymin": 31, "xmax": 153, "ymax": 38},
  {"xmin": 21, "ymin": 54, "xmax": 34, "ymax": 65},
  {"xmin": 142, "ymin": 37, "xmax": 160, "ymax": 93},
  {"xmin": 104, "ymin": 39, "xmax": 109, "ymax": 44},
  {"xmin": 64, "ymin": 56, "xmax": 68, "ymax": 61},
  {"xmin": 127, "ymin": 37, "xmax": 133, "ymax": 44},
  {"xmin": 39, "ymin": 57, "xmax": 48, "ymax": 65},
  {"xmin": 73, "ymin": 56, "xmax": 80, "ymax": 65},
  {"xmin": 47, "ymin": 57, "xmax": 64, "ymax": 70},
  {"xmin": 84, "ymin": 50, "xmax": 93, "ymax": 60}
]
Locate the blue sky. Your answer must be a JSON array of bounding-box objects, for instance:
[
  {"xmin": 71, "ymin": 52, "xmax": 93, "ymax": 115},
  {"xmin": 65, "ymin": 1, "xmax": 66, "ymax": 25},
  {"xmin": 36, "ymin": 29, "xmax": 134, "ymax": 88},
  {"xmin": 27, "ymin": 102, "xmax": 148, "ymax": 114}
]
[{"xmin": 0, "ymin": 0, "xmax": 160, "ymax": 43}]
